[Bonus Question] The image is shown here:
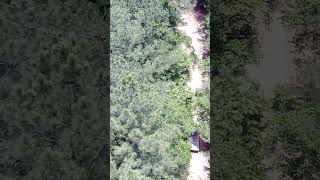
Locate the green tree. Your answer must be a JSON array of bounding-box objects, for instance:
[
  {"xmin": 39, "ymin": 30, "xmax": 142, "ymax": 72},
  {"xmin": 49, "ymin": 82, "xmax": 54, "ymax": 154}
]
[
  {"xmin": 110, "ymin": 0, "xmax": 193, "ymax": 179},
  {"xmin": 210, "ymin": 0, "xmax": 267, "ymax": 179},
  {"xmin": 0, "ymin": 0, "xmax": 107, "ymax": 179}
]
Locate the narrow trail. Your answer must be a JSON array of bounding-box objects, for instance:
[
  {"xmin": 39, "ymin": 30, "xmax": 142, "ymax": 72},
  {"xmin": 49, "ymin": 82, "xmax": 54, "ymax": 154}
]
[{"xmin": 177, "ymin": 2, "xmax": 209, "ymax": 180}]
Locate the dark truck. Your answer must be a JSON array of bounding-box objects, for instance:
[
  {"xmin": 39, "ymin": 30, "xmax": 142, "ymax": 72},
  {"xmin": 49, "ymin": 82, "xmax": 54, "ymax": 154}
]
[{"xmin": 191, "ymin": 130, "xmax": 210, "ymax": 152}]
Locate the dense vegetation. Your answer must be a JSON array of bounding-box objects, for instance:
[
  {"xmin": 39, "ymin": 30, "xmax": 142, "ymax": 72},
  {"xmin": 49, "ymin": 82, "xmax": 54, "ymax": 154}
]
[
  {"xmin": 263, "ymin": 0, "xmax": 320, "ymax": 179},
  {"xmin": 0, "ymin": 0, "xmax": 108, "ymax": 179},
  {"xmin": 210, "ymin": 0, "xmax": 320, "ymax": 179},
  {"xmin": 1, "ymin": 0, "xmax": 317, "ymax": 179},
  {"xmin": 210, "ymin": 0, "xmax": 266, "ymax": 179},
  {"xmin": 110, "ymin": 0, "xmax": 195, "ymax": 179}
]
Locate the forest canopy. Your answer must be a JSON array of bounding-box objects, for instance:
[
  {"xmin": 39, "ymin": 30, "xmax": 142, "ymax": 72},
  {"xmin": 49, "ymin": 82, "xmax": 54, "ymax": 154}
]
[
  {"xmin": 0, "ymin": 0, "xmax": 108, "ymax": 179},
  {"xmin": 110, "ymin": 0, "xmax": 194, "ymax": 179}
]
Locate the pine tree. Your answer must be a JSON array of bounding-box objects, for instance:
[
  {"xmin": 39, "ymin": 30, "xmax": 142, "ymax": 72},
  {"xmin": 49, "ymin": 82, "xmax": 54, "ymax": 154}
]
[{"xmin": 0, "ymin": 0, "xmax": 107, "ymax": 179}]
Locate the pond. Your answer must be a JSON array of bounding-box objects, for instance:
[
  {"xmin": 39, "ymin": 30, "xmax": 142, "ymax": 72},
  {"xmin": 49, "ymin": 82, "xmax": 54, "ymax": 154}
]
[{"xmin": 247, "ymin": 10, "xmax": 295, "ymax": 99}]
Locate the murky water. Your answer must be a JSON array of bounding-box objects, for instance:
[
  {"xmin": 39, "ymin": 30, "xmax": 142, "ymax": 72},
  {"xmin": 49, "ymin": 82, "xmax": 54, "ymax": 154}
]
[
  {"xmin": 250, "ymin": 8, "xmax": 296, "ymax": 179},
  {"xmin": 247, "ymin": 10, "xmax": 295, "ymax": 99}
]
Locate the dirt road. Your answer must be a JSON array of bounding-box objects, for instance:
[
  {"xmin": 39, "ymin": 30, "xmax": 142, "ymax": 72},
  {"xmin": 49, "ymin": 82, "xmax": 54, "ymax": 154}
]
[{"xmin": 177, "ymin": 3, "xmax": 209, "ymax": 179}]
